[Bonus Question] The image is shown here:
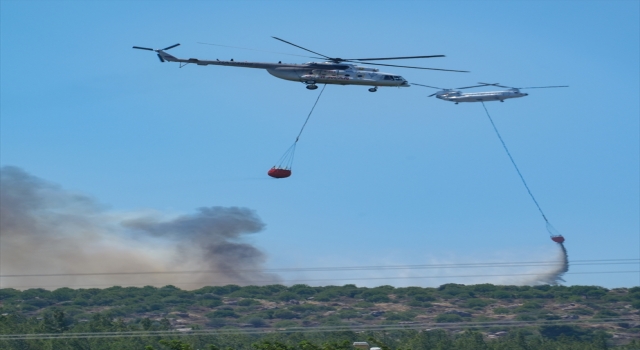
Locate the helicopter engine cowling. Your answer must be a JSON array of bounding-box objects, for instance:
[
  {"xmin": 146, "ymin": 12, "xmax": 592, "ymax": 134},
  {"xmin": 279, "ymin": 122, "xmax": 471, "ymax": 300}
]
[
  {"xmin": 266, "ymin": 68, "xmax": 311, "ymax": 82},
  {"xmin": 310, "ymin": 69, "xmax": 352, "ymax": 76},
  {"xmin": 355, "ymin": 67, "xmax": 379, "ymax": 72}
]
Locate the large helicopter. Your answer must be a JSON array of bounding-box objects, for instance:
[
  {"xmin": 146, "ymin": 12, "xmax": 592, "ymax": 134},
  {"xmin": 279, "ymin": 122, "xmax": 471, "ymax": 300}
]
[
  {"xmin": 133, "ymin": 37, "xmax": 468, "ymax": 92},
  {"xmin": 412, "ymin": 82, "xmax": 569, "ymax": 103}
]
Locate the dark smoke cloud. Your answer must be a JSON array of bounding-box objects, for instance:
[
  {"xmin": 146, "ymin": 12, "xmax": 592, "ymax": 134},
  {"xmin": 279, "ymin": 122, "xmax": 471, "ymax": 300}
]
[
  {"xmin": 0, "ymin": 166, "xmax": 280, "ymax": 290},
  {"xmin": 123, "ymin": 207, "xmax": 270, "ymax": 284}
]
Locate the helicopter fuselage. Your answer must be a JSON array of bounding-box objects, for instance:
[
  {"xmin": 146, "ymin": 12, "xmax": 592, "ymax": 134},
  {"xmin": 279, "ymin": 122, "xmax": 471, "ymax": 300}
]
[
  {"xmin": 436, "ymin": 89, "xmax": 528, "ymax": 103},
  {"xmin": 157, "ymin": 51, "xmax": 409, "ymax": 89},
  {"xmin": 267, "ymin": 65, "xmax": 409, "ymax": 87}
]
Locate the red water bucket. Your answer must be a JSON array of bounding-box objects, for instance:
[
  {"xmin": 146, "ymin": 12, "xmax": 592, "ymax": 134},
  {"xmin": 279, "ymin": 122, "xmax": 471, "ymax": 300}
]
[
  {"xmin": 550, "ymin": 235, "xmax": 565, "ymax": 243},
  {"xmin": 268, "ymin": 167, "xmax": 291, "ymax": 179}
]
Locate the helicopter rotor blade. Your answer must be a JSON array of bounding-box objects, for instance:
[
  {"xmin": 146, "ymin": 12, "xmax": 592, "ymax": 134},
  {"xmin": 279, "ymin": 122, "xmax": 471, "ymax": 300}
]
[
  {"xmin": 519, "ymin": 85, "xmax": 569, "ymax": 89},
  {"xmin": 476, "ymin": 82, "xmax": 505, "ymax": 87},
  {"xmin": 489, "ymin": 84, "xmax": 515, "ymax": 89},
  {"xmin": 348, "ymin": 60, "xmax": 469, "ymax": 72},
  {"xmin": 197, "ymin": 42, "xmax": 324, "ymax": 60},
  {"xmin": 132, "ymin": 46, "xmax": 155, "ymax": 51},
  {"xmin": 345, "ymin": 55, "xmax": 445, "ymax": 61},
  {"xmin": 455, "ymin": 84, "xmax": 493, "ymax": 90},
  {"xmin": 476, "ymin": 83, "xmax": 569, "ymax": 89},
  {"xmin": 157, "ymin": 54, "xmax": 165, "ymax": 63},
  {"xmin": 411, "ymin": 83, "xmax": 449, "ymax": 96},
  {"xmin": 270, "ymin": 37, "xmax": 465, "ymax": 70},
  {"xmin": 161, "ymin": 43, "xmax": 180, "ymax": 51},
  {"xmin": 410, "ymin": 83, "xmax": 444, "ymax": 89},
  {"xmin": 272, "ymin": 37, "xmax": 332, "ymax": 60}
]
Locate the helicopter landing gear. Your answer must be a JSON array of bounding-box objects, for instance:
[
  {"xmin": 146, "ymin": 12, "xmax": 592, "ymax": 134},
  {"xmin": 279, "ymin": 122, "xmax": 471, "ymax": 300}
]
[
  {"xmin": 500, "ymin": 100, "xmax": 504, "ymax": 102},
  {"xmin": 455, "ymin": 102, "xmax": 459, "ymax": 105},
  {"xmin": 368, "ymin": 87, "xmax": 378, "ymax": 92},
  {"xmin": 304, "ymin": 79, "xmax": 318, "ymax": 90}
]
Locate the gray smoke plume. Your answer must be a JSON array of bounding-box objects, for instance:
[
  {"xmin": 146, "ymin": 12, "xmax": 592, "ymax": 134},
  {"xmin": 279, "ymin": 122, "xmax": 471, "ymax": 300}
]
[{"xmin": 0, "ymin": 166, "xmax": 280, "ymax": 290}]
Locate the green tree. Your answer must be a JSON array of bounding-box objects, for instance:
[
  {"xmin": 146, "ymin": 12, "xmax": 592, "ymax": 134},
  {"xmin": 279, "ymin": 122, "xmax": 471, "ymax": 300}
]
[
  {"xmin": 367, "ymin": 336, "xmax": 392, "ymax": 350},
  {"xmin": 539, "ymin": 325, "xmax": 591, "ymax": 340},
  {"xmin": 454, "ymin": 330, "xmax": 488, "ymax": 350},
  {"xmin": 435, "ymin": 313, "xmax": 463, "ymax": 323},
  {"xmin": 299, "ymin": 340, "xmax": 321, "ymax": 350},
  {"xmin": 41, "ymin": 310, "xmax": 68, "ymax": 333},
  {"xmin": 247, "ymin": 317, "xmax": 267, "ymax": 327},
  {"xmin": 158, "ymin": 339, "xmax": 195, "ymax": 350},
  {"xmin": 141, "ymin": 317, "xmax": 152, "ymax": 330},
  {"xmin": 252, "ymin": 340, "xmax": 295, "ymax": 350},
  {"xmin": 159, "ymin": 317, "xmax": 171, "ymax": 330}
]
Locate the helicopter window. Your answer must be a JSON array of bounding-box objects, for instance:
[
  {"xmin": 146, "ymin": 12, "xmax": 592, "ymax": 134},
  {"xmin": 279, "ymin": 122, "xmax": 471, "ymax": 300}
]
[
  {"xmin": 357, "ymin": 74, "xmax": 363, "ymax": 78},
  {"xmin": 384, "ymin": 75, "xmax": 394, "ymax": 80},
  {"xmin": 393, "ymin": 76, "xmax": 403, "ymax": 81}
]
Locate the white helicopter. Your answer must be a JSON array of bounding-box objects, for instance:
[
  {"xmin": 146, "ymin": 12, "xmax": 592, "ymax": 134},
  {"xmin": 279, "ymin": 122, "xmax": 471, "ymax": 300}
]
[
  {"xmin": 412, "ymin": 82, "xmax": 569, "ymax": 103},
  {"xmin": 133, "ymin": 37, "xmax": 468, "ymax": 92}
]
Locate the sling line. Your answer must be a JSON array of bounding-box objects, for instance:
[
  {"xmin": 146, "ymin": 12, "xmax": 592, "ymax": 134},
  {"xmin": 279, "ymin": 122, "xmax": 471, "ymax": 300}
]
[
  {"xmin": 296, "ymin": 84, "xmax": 327, "ymax": 142},
  {"xmin": 481, "ymin": 101, "xmax": 549, "ymax": 223}
]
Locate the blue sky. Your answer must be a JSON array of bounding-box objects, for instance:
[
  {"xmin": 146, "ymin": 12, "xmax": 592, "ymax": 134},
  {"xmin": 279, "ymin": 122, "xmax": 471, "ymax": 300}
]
[{"xmin": 1, "ymin": 0, "xmax": 638, "ymax": 288}]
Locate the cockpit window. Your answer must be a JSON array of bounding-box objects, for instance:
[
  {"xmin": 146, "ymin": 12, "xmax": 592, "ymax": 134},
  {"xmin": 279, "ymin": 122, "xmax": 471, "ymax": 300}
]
[
  {"xmin": 393, "ymin": 76, "xmax": 403, "ymax": 81},
  {"xmin": 384, "ymin": 75, "xmax": 394, "ymax": 80}
]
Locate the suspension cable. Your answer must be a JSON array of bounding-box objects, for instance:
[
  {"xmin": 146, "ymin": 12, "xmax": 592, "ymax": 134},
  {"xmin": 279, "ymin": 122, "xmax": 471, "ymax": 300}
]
[
  {"xmin": 296, "ymin": 84, "xmax": 326, "ymax": 142},
  {"xmin": 481, "ymin": 102, "xmax": 548, "ymax": 223}
]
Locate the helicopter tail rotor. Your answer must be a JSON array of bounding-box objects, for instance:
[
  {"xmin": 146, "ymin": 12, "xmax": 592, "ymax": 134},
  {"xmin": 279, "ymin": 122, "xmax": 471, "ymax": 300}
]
[
  {"xmin": 160, "ymin": 43, "xmax": 180, "ymax": 51},
  {"xmin": 132, "ymin": 44, "xmax": 181, "ymax": 51},
  {"xmin": 133, "ymin": 44, "xmax": 181, "ymax": 63}
]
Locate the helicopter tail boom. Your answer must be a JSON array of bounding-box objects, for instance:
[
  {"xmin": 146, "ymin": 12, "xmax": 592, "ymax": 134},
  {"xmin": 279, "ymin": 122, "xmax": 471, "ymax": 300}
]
[{"xmin": 157, "ymin": 51, "xmax": 179, "ymax": 63}]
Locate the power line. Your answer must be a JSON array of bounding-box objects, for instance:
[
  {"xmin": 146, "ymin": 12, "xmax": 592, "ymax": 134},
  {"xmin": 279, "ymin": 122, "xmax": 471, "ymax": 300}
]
[
  {"xmin": 1, "ymin": 258, "xmax": 637, "ymax": 278},
  {"xmin": 0, "ymin": 317, "xmax": 635, "ymax": 340},
  {"xmin": 2, "ymin": 270, "xmax": 637, "ymax": 289}
]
